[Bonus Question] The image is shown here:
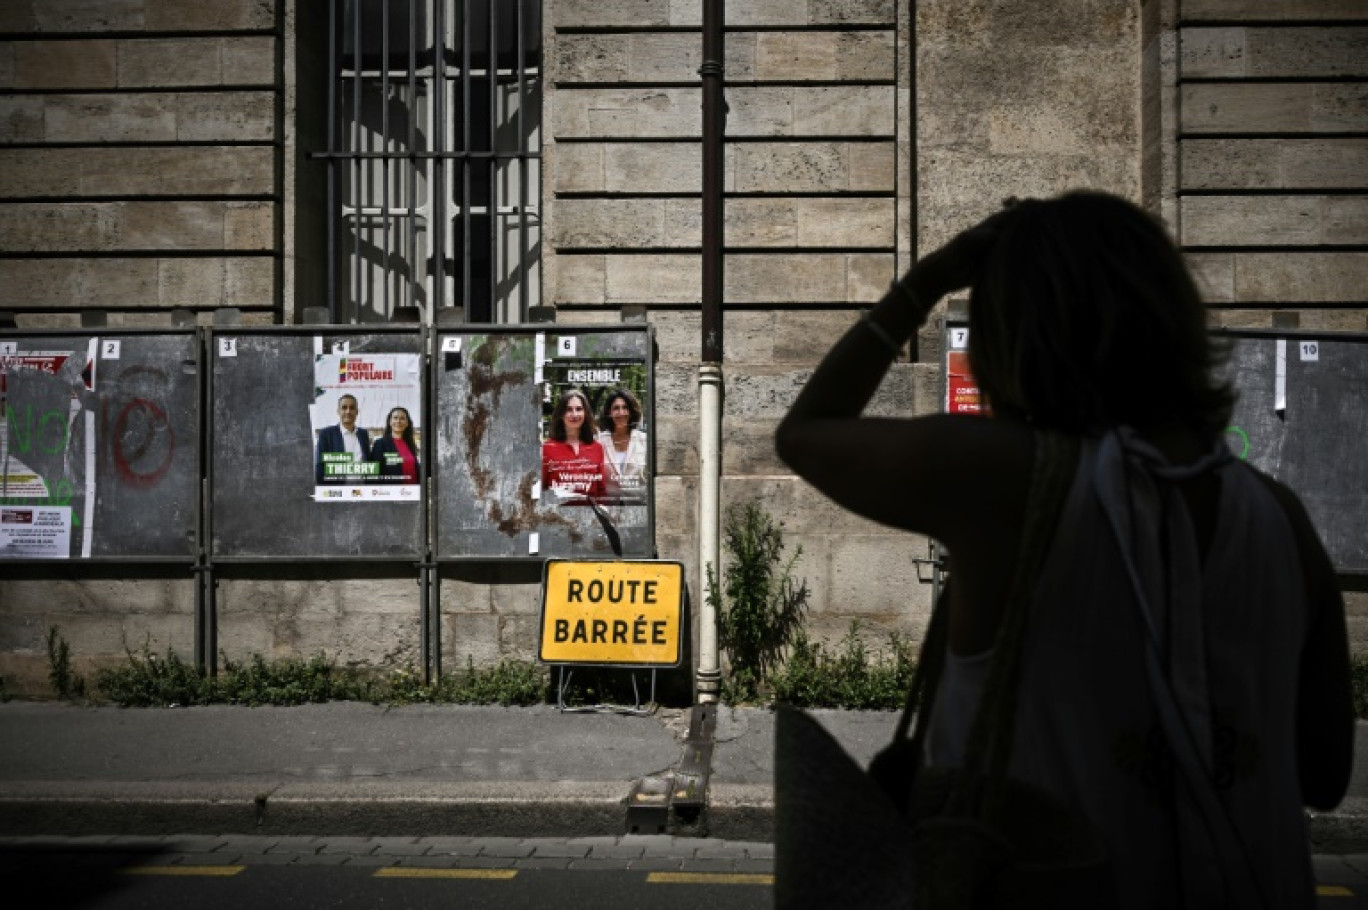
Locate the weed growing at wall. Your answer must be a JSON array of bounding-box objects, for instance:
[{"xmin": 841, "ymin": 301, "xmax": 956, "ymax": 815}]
[
  {"xmin": 46, "ymin": 627, "xmax": 86, "ymax": 701},
  {"xmin": 711, "ymin": 500, "xmax": 811, "ymax": 704},
  {"xmin": 387, "ymin": 657, "xmax": 549, "ymax": 706},
  {"xmin": 95, "ymin": 646, "xmax": 214, "ymax": 707},
  {"xmin": 90, "ymin": 643, "xmax": 548, "ymax": 708},
  {"xmin": 771, "ymin": 621, "xmax": 917, "ymax": 710},
  {"xmin": 1353, "ymin": 653, "xmax": 1368, "ymax": 720}
]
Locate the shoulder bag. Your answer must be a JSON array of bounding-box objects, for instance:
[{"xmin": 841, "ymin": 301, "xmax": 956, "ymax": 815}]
[{"xmin": 774, "ymin": 430, "xmax": 1112, "ymax": 909}]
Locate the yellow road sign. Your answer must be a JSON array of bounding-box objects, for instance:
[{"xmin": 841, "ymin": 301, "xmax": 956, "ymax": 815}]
[{"xmin": 539, "ymin": 560, "xmax": 684, "ymax": 667}]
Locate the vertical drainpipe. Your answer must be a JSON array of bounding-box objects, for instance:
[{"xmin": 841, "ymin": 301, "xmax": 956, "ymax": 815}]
[{"xmin": 696, "ymin": 0, "xmax": 725, "ymax": 703}]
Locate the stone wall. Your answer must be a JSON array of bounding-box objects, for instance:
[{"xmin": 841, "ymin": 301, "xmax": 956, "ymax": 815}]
[
  {"xmin": 0, "ymin": 0, "xmax": 282, "ymax": 327},
  {"xmin": 1, "ymin": 0, "xmax": 1364, "ymax": 697}
]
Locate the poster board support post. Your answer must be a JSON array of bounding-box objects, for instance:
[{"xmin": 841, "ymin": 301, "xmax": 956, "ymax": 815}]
[{"xmin": 554, "ymin": 665, "xmax": 657, "ymax": 716}]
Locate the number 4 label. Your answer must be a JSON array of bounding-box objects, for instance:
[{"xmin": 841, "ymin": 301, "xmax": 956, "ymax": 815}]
[{"xmin": 1299, "ymin": 341, "xmax": 1319, "ymax": 362}]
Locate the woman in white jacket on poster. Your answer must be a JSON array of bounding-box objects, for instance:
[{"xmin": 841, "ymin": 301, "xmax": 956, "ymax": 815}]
[{"xmin": 596, "ymin": 388, "xmax": 648, "ymax": 502}]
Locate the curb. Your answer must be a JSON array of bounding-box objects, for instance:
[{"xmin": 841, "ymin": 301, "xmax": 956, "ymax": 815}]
[
  {"xmin": 0, "ymin": 784, "xmax": 1361, "ymax": 854},
  {"xmin": 0, "ymin": 781, "xmax": 634, "ymax": 838}
]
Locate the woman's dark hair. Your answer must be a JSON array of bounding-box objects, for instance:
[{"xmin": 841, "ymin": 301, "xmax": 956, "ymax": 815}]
[
  {"xmin": 599, "ymin": 388, "xmax": 642, "ymax": 433},
  {"xmin": 382, "ymin": 406, "xmax": 417, "ymax": 449},
  {"xmin": 550, "ymin": 390, "xmax": 597, "ymax": 443},
  {"xmin": 967, "ymin": 191, "xmax": 1234, "ymax": 439}
]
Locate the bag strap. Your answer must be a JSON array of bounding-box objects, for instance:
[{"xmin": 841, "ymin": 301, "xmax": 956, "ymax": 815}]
[
  {"xmin": 885, "ymin": 430, "xmax": 1077, "ymax": 818},
  {"xmin": 950, "ymin": 429, "xmax": 1077, "ymax": 818},
  {"xmin": 892, "ymin": 578, "xmax": 949, "ymax": 745}
]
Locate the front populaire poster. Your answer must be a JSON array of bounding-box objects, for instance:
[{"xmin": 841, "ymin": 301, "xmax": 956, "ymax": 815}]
[{"xmin": 310, "ymin": 349, "xmax": 423, "ymax": 503}]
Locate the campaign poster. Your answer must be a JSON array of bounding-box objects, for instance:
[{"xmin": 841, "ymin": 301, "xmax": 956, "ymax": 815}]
[
  {"xmin": 0, "ymin": 342, "xmax": 96, "ymax": 559},
  {"xmin": 310, "ymin": 350, "xmax": 423, "ymax": 503},
  {"xmin": 944, "ymin": 327, "xmax": 988, "ymax": 416},
  {"xmin": 539, "ymin": 353, "xmax": 649, "ymax": 507}
]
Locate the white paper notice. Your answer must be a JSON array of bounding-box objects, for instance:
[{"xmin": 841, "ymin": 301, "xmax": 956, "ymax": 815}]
[
  {"xmin": 0, "ymin": 505, "xmax": 71, "ymax": 558},
  {"xmin": 1275, "ymin": 339, "xmax": 1287, "ymax": 414}
]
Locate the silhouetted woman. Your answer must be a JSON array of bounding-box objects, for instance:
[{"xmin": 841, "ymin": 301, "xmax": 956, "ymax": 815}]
[{"xmin": 776, "ymin": 191, "xmax": 1351, "ymax": 909}]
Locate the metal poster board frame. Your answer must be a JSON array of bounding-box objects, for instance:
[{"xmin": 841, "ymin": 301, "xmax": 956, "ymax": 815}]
[
  {"xmin": 1214, "ymin": 328, "xmax": 1368, "ymax": 576},
  {"xmin": 942, "ymin": 320, "xmax": 1368, "ymax": 575},
  {"xmin": 0, "ymin": 328, "xmax": 200, "ymax": 565},
  {"xmin": 206, "ymin": 326, "xmax": 427, "ymax": 564},
  {"xmin": 432, "ymin": 325, "xmax": 656, "ymax": 561}
]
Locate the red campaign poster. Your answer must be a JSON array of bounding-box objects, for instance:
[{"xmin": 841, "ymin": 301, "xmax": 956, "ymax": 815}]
[{"xmin": 946, "ymin": 349, "xmax": 987, "ymax": 416}]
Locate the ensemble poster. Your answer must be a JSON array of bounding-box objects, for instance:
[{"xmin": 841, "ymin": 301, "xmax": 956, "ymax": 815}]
[
  {"xmin": 311, "ymin": 350, "xmax": 423, "ymax": 503},
  {"xmin": 539, "ymin": 356, "xmax": 649, "ymax": 507}
]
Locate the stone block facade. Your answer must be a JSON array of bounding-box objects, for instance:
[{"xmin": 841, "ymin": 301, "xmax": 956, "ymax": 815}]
[{"xmin": 0, "ymin": 0, "xmax": 1364, "ymax": 697}]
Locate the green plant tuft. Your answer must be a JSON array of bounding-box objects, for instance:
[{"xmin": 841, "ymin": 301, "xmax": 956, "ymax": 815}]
[
  {"xmin": 90, "ymin": 644, "xmax": 548, "ymax": 708},
  {"xmin": 711, "ymin": 500, "xmax": 811, "ymax": 704},
  {"xmin": 1352, "ymin": 653, "xmax": 1368, "ymax": 720},
  {"xmin": 95, "ymin": 643, "xmax": 212, "ymax": 707},
  {"xmin": 46, "ymin": 626, "xmax": 87, "ymax": 701},
  {"xmin": 770, "ymin": 621, "xmax": 917, "ymax": 710}
]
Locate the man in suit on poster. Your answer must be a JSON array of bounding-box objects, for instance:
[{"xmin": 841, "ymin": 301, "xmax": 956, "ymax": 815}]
[{"xmin": 315, "ymin": 393, "xmax": 372, "ymax": 483}]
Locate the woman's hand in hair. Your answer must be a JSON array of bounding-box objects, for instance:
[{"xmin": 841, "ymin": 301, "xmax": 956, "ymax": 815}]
[{"xmin": 904, "ymin": 204, "xmax": 1016, "ymax": 302}]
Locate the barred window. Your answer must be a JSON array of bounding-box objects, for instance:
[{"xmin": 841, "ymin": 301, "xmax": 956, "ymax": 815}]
[{"xmin": 323, "ymin": 0, "xmax": 542, "ymax": 324}]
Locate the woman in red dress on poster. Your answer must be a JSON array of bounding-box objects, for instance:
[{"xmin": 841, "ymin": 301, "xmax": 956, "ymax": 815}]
[
  {"xmin": 370, "ymin": 406, "xmax": 420, "ymax": 483},
  {"xmin": 541, "ymin": 389, "xmax": 606, "ymax": 501}
]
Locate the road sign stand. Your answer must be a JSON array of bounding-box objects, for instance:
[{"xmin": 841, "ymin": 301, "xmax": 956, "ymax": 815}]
[
  {"xmin": 552, "ymin": 664, "xmax": 657, "ymax": 716},
  {"xmin": 539, "ymin": 558, "xmax": 684, "ymax": 716}
]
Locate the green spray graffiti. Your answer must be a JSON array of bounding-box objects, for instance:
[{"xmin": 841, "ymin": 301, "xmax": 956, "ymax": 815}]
[{"xmin": 1226, "ymin": 426, "xmax": 1250, "ymax": 461}]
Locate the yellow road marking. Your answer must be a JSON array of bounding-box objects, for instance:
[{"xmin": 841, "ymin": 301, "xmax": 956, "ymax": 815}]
[
  {"xmin": 373, "ymin": 868, "xmax": 518, "ymax": 880},
  {"xmin": 1318, "ymin": 885, "xmax": 1354, "ymax": 897},
  {"xmin": 123, "ymin": 865, "xmax": 245, "ymax": 877},
  {"xmin": 647, "ymin": 872, "xmax": 774, "ymax": 885}
]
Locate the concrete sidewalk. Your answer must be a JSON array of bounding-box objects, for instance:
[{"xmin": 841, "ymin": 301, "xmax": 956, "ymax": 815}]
[{"xmin": 0, "ymin": 701, "xmax": 1364, "ymax": 853}]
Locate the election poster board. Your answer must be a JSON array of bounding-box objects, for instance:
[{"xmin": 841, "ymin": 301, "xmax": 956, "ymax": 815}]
[
  {"xmin": 0, "ymin": 332, "xmax": 198, "ymax": 562},
  {"xmin": 210, "ymin": 329, "xmax": 424, "ymax": 561},
  {"xmin": 433, "ymin": 326, "xmax": 655, "ymax": 559},
  {"xmin": 942, "ymin": 321, "xmax": 1368, "ymax": 574}
]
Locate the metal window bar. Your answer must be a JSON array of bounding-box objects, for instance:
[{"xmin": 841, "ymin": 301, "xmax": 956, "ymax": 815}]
[{"xmin": 323, "ymin": 0, "xmax": 541, "ymax": 326}]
